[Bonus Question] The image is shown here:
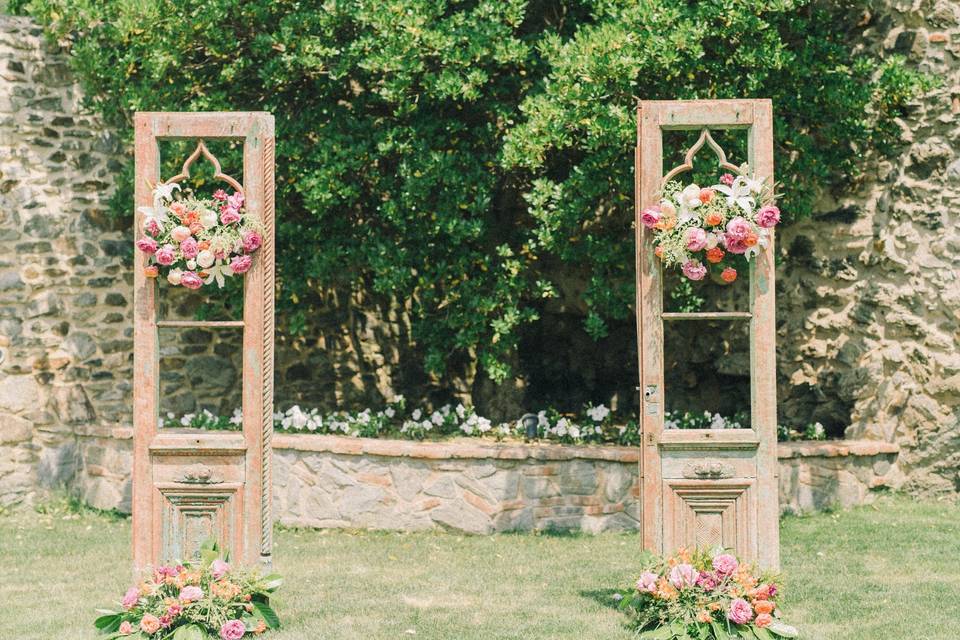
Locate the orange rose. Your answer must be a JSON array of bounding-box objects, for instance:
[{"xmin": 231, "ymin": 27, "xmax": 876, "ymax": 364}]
[
  {"xmin": 754, "ymin": 600, "xmax": 775, "ymax": 615},
  {"xmin": 253, "ymin": 620, "xmax": 268, "ymax": 635},
  {"xmin": 744, "ymin": 232, "xmax": 758, "ymax": 247},
  {"xmin": 169, "ymin": 202, "xmax": 187, "ymax": 220},
  {"xmin": 705, "ymin": 211, "xmax": 724, "ymax": 226},
  {"xmin": 755, "ymin": 613, "xmax": 773, "ymax": 628},
  {"xmin": 655, "ymin": 215, "xmax": 677, "ymax": 231},
  {"xmin": 654, "ymin": 245, "xmax": 664, "ymax": 258},
  {"xmin": 188, "ymin": 222, "xmax": 204, "ymax": 235},
  {"xmin": 144, "ymin": 265, "xmax": 159, "ymax": 278},
  {"xmin": 198, "ymin": 240, "xmax": 210, "ymax": 251},
  {"xmin": 699, "ymin": 188, "xmax": 715, "ymax": 203},
  {"xmin": 721, "ymin": 267, "xmax": 737, "ymax": 283},
  {"xmin": 706, "ymin": 247, "xmax": 724, "ymax": 263}
]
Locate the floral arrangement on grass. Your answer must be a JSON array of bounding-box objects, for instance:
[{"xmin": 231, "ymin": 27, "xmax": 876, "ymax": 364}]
[
  {"xmin": 640, "ymin": 169, "xmax": 779, "ymax": 284},
  {"xmin": 618, "ymin": 548, "xmax": 798, "ymax": 639},
  {"xmin": 94, "ymin": 541, "xmax": 281, "ymax": 639},
  {"xmin": 136, "ymin": 183, "xmax": 263, "ymax": 289}
]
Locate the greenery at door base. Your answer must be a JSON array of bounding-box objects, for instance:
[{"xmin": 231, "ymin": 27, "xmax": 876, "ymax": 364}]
[{"xmin": 15, "ymin": 0, "xmax": 931, "ymax": 382}]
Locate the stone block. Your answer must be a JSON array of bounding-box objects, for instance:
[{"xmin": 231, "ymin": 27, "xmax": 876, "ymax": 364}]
[
  {"xmin": 558, "ymin": 459, "xmax": 599, "ymax": 495},
  {"xmin": 0, "ymin": 413, "xmax": 32, "ymax": 444},
  {"xmin": 0, "ymin": 375, "xmax": 40, "ymax": 413},
  {"xmin": 430, "ymin": 501, "xmax": 493, "ymax": 535}
]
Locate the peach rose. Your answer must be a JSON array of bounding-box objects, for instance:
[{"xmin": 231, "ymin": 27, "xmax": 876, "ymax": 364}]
[
  {"xmin": 144, "ymin": 266, "xmax": 159, "ymax": 278},
  {"xmin": 706, "ymin": 247, "xmax": 724, "ymax": 263},
  {"xmin": 754, "ymin": 600, "xmax": 775, "ymax": 615},
  {"xmin": 705, "ymin": 211, "xmax": 724, "ymax": 226},
  {"xmin": 696, "ymin": 609, "xmax": 712, "ymax": 623},
  {"xmin": 755, "ymin": 613, "xmax": 773, "ymax": 628},
  {"xmin": 169, "ymin": 202, "xmax": 187, "ymax": 219},
  {"xmin": 698, "ymin": 187, "xmax": 715, "ymax": 203},
  {"xmin": 170, "ymin": 225, "xmax": 192, "ymax": 242},
  {"xmin": 118, "ymin": 621, "xmax": 134, "ymax": 635},
  {"xmin": 721, "ymin": 267, "xmax": 737, "ymax": 283},
  {"xmin": 140, "ymin": 614, "xmax": 161, "ymax": 634}
]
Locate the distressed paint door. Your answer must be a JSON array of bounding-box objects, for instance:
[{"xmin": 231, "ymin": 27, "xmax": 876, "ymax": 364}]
[
  {"xmin": 636, "ymin": 100, "xmax": 779, "ymax": 569},
  {"xmin": 132, "ymin": 112, "xmax": 275, "ymax": 570}
]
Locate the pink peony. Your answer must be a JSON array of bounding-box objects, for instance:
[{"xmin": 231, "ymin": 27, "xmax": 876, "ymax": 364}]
[
  {"xmin": 669, "ymin": 563, "xmax": 698, "ymax": 589},
  {"xmin": 121, "ymin": 586, "xmax": 140, "ymax": 610},
  {"xmin": 220, "ymin": 619, "xmax": 246, "ymax": 640},
  {"xmin": 728, "ymin": 597, "xmax": 754, "ymax": 625},
  {"xmin": 178, "ymin": 585, "xmax": 203, "ymax": 603},
  {"xmin": 170, "ymin": 225, "xmax": 192, "ymax": 242},
  {"xmin": 242, "ymin": 230, "xmax": 262, "ymax": 253},
  {"xmin": 155, "ymin": 245, "xmax": 176, "ymax": 266},
  {"xmin": 212, "ymin": 189, "xmax": 228, "ymax": 201},
  {"xmin": 118, "ymin": 621, "xmax": 134, "ymax": 635},
  {"xmin": 229, "ymin": 254, "xmax": 253, "ymax": 275},
  {"xmin": 640, "ymin": 206, "xmax": 661, "ymax": 229},
  {"xmin": 135, "ymin": 237, "xmax": 158, "ymax": 254},
  {"xmin": 180, "ymin": 237, "xmax": 199, "ymax": 259},
  {"xmin": 220, "ymin": 207, "xmax": 242, "ymax": 225},
  {"xmin": 226, "ymin": 192, "xmax": 245, "ymax": 209},
  {"xmin": 756, "ymin": 205, "xmax": 781, "ymax": 228},
  {"xmin": 636, "ymin": 571, "xmax": 658, "ymax": 593},
  {"xmin": 179, "ymin": 271, "xmax": 204, "ymax": 290},
  {"xmin": 684, "ymin": 227, "xmax": 708, "ymax": 252},
  {"xmin": 144, "ymin": 219, "xmax": 161, "ymax": 237},
  {"xmin": 719, "ymin": 173, "xmax": 735, "ymax": 186},
  {"xmin": 211, "ymin": 559, "xmax": 231, "ymax": 580},
  {"xmin": 712, "ymin": 553, "xmax": 739, "ymax": 576},
  {"xmin": 681, "ymin": 260, "xmax": 707, "ymax": 281}
]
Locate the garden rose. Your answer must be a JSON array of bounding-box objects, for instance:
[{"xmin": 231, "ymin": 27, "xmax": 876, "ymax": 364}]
[
  {"xmin": 211, "ymin": 559, "xmax": 231, "ymax": 580},
  {"xmin": 227, "ymin": 192, "xmax": 245, "ymax": 209},
  {"xmin": 170, "ymin": 225, "xmax": 192, "ymax": 242},
  {"xmin": 135, "ymin": 237, "xmax": 158, "ymax": 254},
  {"xmin": 122, "ymin": 586, "xmax": 139, "ymax": 609},
  {"xmin": 704, "ymin": 211, "xmax": 724, "ymax": 226},
  {"xmin": 684, "ymin": 227, "xmax": 708, "ymax": 252},
  {"xmin": 169, "ymin": 202, "xmax": 187, "ymax": 218},
  {"xmin": 754, "ymin": 600, "xmax": 775, "ymax": 615},
  {"xmin": 200, "ymin": 209, "xmax": 219, "ymax": 229},
  {"xmin": 681, "ymin": 260, "xmax": 707, "ymax": 281},
  {"xmin": 640, "ymin": 206, "xmax": 661, "ymax": 229},
  {"xmin": 179, "ymin": 585, "xmax": 203, "ymax": 603},
  {"xmin": 696, "ymin": 609, "xmax": 712, "ymax": 623},
  {"xmin": 230, "ymin": 254, "xmax": 253, "ymax": 275},
  {"xmin": 696, "ymin": 571, "xmax": 718, "ymax": 591},
  {"xmin": 118, "ymin": 621, "xmax": 134, "ymax": 635},
  {"xmin": 636, "ymin": 571, "xmax": 658, "ymax": 593},
  {"xmin": 220, "ymin": 207, "xmax": 242, "ymax": 225},
  {"xmin": 721, "ymin": 267, "xmax": 737, "ymax": 283},
  {"xmin": 242, "ymin": 230, "xmax": 262, "ymax": 253},
  {"xmin": 144, "ymin": 265, "xmax": 159, "ymax": 278},
  {"xmin": 698, "ymin": 187, "xmax": 715, "ymax": 203},
  {"xmin": 220, "ymin": 619, "xmax": 246, "ymax": 640},
  {"xmin": 155, "ymin": 245, "xmax": 176, "ymax": 266},
  {"xmin": 712, "ymin": 553, "xmax": 739, "ymax": 576},
  {"xmin": 144, "ymin": 219, "xmax": 161, "ymax": 236},
  {"xmin": 212, "ymin": 189, "xmax": 228, "ymax": 201},
  {"xmin": 725, "ymin": 216, "xmax": 752, "ymax": 240},
  {"xmin": 668, "ymin": 563, "xmax": 697, "ymax": 589},
  {"xmin": 180, "ymin": 271, "xmax": 203, "ymax": 290},
  {"xmin": 705, "ymin": 247, "xmax": 724, "ymax": 263},
  {"xmin": 197, "ymin": 249, "xmax": 215, "ymax": 269},
  {"xmin": 180, "ymin": 237, "xmax": 199, "ymax": 259},
  {"xmin": 755, "ymin": 613, "xmax": 773, "ymax": 628},
  {"xmin": 728, "ymin": 598, "xmax": 753, "ymax": 624},
  {"xmin": 719, "ymin": 173, "xmax": 735, "ymax": 186},
  {"xmin": 166, "ymin": 269, "xmax": 183, "ymax": 286},
  {"xmin": 140, "ymin": 613, "xmax": 161, "ymax": 634},
  {"xmin": 189, "ymin": 221, "xmax": 204, "ymax": 235},
  {"xmin": 756, "ymin": 205, "xmax": 780, "ymax": 228}
]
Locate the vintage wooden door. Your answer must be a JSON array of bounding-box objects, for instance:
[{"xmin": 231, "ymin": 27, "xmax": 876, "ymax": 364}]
[
  {"xmin": 636, "ymin": 100, "xmax": 779, "ymax": 569},
  {"xmin": 132, "ymin": 112, "xmax": 275, "ymax": 570}
]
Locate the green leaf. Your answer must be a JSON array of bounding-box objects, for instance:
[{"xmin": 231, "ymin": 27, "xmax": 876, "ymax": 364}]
[
  {"xmin": 94, "ymin": 613, "xmax": 122, "ymax": 632},
  {"xmin": 172, "ymin": 625, "xmax": 205, "ymax": 640},
  {"xmin": 765, "ymin": 621, "xmax": 799, "ymax": 638},
  {"xmin": 752, "ymin": 627, "xmax": 774, "ymax": 640},
  {"xmin": 261, "ymin": 573, "xmax": 283, "ymax": 592},
  {"xmin": 639, "ymin": 625, "xmax": 674, "ymax": 640},
  {"xmin": 252, "ymin": 601, "xmax": 281, "ymax": 629},
  {"xmin": 710, "ymin": 621, "xmax": 727, "ymax": 639}
]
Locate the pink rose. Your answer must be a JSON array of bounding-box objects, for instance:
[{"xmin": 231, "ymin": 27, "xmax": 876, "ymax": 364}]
[
  {"xmin": 684, "ymin": 227, "xmax": 707, "ymax": 252},
  {"xmin": 696, "ymin": 571, "xmax": 718, "ymax": 591},
  {"xmin": 242, "ymin": 230, "xmax": 262, "ymax": 253},
  {"xmin": 669, "ymin": 563, "xmax": 698, "ymax": 589},
  {"xmin": 719, "ymin": 173, "xmax": 735, "ymax": 186},
  {"xmin": 640, "ymin": 206, "xmax": 661, "ymax": 229},
  {"xmin": 229, "ymin": 254, "xmax": 253, "ymax": 275},
  {"xmin": 725, "ymin": 216, "xmax": 752, "ymax": 240},
  {"xmin": 121, "ymin": 586, "xmax": 140, "ymax": 610},
  {"xmin": 178, "ymin": 585, "xmax": 203, "ymax": 603},
  {"xmin": 135, "ymin": 237, "xmax": 158, "ymax": 254},
  {"xmin": 170, "ymin": 225, "xmax": 192, "ymax": 242},
  {"xmin": 220, "ymin": 207, "xmax": 242, "ymax": 225},
  {"xmin": 180, "ymin": 237, "xmax": 199, "ymax": 259},
  {"xmin": 158, "ymin": 614, "xmax": 173, "ymax": 628},
  {"xmin": 636, "ymin": 571, "xmax": 658, "ymax": 593},
  {"xmin": 211, "ymin": 559, "xmax": 231, "ymax": 580},
  {"xmin": 227, "ymin": 192, "xmax": 245, "ymax": 209},
  {"xmin": 166, "ymin": 603, "xmax": 182, "ymax": 617},
  {"xmin": 681, "ymin": 260, "xmax": 707, "ymax": 281},
  {"xmin": 712, "ymin": 553, "xmax": 739, "ymax": 576},
  {"xmin": 728, "ymin": 597, "xmax": 753, "ymax": 625},
  {"xmin": 155, "ymin": 245, "xmax": 176, "ymax": 266},
  {"xmin": 179, "ymin": 271, "xmax": 204, "ymax": 290},
  {"xmin": 140, "ymin": 614, "xmax": 161, "ymax": 634},
  {"xmin": 756, "ymin": 205, "xmax": 781, "ymax": 228},
  {"xmin": 118, "ymin": 621, "xmax": 134, "ymax": 635},
  {"xmin": 212, "ymin": 189, "xmax": 228, "ymax": 201},
  {"xmin": 144, "ymin": 219, "xmax": 161, "ymax": 237},
  {"xmin": 220, "ymin": 619, "xmax": 246, "ymax": 640}
]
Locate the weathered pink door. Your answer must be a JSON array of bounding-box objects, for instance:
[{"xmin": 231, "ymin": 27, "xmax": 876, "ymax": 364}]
[
  {"xmin": 636, "ymin": 100, "xmax": 779, "ymax": 569},
  {"xmin": 132, "ymin": 112, "xmax": 275, "ymax": 570}
]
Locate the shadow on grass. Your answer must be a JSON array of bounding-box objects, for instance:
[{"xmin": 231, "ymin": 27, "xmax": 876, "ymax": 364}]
[{"xmin": 579, "ymin": 587, "xmax": 625, "ymax": 612}]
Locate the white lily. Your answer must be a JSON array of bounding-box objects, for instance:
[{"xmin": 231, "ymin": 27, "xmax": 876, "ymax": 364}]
[
  {"xmin": 138, "ymin": 205, "xmax": 169, "ymax": 227},
  {"xmin": 714, "ymin": 176, "xmax": 755, "ymax": 214},
  {"xmin": 677, "ymin": 183, "xmax": 702, "ymax": 223},
  {"xmin": 152, "ymin": 182, "xmax": 181, "ymax": 205},
  {"xmin": 202, "ymin": 261, "xmax": 233, "ymax": 288}
]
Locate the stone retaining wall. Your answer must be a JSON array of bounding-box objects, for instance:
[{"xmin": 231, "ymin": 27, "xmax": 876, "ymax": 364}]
[{"xmin": 70, "ymin": 428, "xmax": 899, "ymax": 532}]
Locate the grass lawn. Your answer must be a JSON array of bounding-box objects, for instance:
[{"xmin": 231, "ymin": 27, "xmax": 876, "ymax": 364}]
[{"xmin": 1, "ymin": 494, "xmax": 958, "ymax": 639}]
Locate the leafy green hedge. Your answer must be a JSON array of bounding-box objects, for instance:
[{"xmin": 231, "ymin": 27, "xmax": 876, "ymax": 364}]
[{"xmin": 13, "ymin": 0, "xmax": 930, "ymax": 382}]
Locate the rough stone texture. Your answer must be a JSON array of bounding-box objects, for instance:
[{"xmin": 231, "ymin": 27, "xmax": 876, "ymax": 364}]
[{"xmin": 66, "ymin": 429, "xmax": 897, "ymax": 532}]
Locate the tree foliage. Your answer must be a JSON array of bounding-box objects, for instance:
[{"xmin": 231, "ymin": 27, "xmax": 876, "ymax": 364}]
[{"xmin": 15, "ymin": 0, "xmax": 929, "ymax": 382}]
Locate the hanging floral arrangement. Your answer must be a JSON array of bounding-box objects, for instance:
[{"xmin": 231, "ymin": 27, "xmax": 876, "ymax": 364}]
[
  {"xmin": 135, "ymin": 183, "xmax": 264, "ymax": 289},
  {"xmin": 640, "ymin": 169, "xmax": 780, "ymax": 284}
]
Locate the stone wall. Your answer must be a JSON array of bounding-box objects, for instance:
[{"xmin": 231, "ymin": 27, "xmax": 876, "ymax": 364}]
[{"xmin": 69, "ymin": 428, "xmax": 899, "ymax": 530}]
